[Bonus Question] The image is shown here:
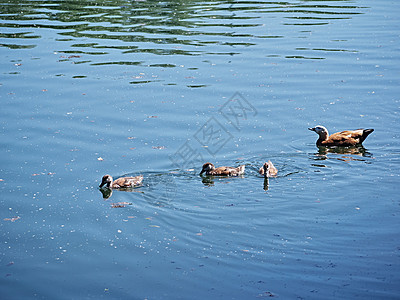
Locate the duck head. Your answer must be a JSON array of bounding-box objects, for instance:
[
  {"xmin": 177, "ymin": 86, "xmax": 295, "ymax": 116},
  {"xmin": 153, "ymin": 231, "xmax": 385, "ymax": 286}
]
[
  {"xmin": 308, "ymin": 125, "xmax": 329, "ymax": 140},
  {"xmin": 99, "ymin": 174, "xmax": 113, "ymax": 188},
  {"xmin": 200, "ymin": 162, "xmax": 215, "ymax": 175},
  {"xmin": 262, "ymin": 162, "xmax": 270, "ymax": 178}
]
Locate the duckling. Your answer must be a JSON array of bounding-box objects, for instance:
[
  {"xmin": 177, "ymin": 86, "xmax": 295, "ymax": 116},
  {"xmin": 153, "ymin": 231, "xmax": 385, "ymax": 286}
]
[
  {"xmin": 99, "ymin": 174, "xmax": 143, "ymax": 189},
  {"xmin": 258, "ymin": 161, "xmax": 278, "ymax": 178},
  {"xmin": 308, "ymin": 125, "xmax": 374, "ymax": 147},
  {"xmin": 199, "ymin": 162, "xmax": 245, "ymax": 176}
]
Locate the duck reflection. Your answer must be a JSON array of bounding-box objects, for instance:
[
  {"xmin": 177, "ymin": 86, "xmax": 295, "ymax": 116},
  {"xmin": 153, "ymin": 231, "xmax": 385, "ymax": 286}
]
[
  {"xmin": 317, "ymin": 145, "xmax": 371, "ymax": 156},
  {"xmin": 263, "ymin": 178, "xmax": 269, "ymax": 191},
  {"xmin": 99, "ymin": 186, "xmax": 144, "ymax": 200},
  {"xmin": 200, "ymin": 175, "xmax": 245, "ymax": 187},
  {"xmin": 312, "ymin": 145, "xmax": 372, "ymax": 161},
  {"xmin": 99, "ymin": 187, "xmax": 113, "ymax": 199},
  {"xmin": 201, "ymin": 175, "xmax": 215, "ymax": 186}
]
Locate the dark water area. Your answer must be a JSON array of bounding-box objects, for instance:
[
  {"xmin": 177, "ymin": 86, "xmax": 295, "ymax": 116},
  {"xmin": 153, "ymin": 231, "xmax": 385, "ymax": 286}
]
[{"xmin": 1, "ymin": 0, "xmax": 399, "ymax": 299}]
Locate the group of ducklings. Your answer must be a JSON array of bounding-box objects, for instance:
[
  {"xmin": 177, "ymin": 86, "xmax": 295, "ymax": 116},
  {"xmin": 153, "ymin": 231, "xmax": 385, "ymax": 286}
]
[
  {"xmin": 199, "ymin": 161, "xmax": 277, "ymax": 178},
  {"xmin": 99, "ymin": 160, "xmax": 276, "ymax": 191},
  {"xmin": 99, "ymin": 125, "xmax": 374, "ymax": 190}
]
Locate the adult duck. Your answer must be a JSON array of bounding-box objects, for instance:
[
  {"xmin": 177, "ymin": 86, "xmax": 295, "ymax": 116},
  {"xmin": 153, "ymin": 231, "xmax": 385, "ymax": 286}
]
[
  {"xmin": 259, "ymin": 161, "xmax": 278, "ymax": 178},
  {"xmin": 199, "ymin": 162, "xmax": 245, "ymax": 176},
  {"xmin": 99, "ymin": 174, "xmax": 143, "ymax": 189},
  {"xmin": 308, "ymin": 125, "xmax": 374, "ymax": 147}
]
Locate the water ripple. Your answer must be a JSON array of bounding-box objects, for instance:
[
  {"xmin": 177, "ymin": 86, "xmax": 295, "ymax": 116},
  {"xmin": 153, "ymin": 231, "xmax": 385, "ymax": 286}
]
[{"xmin": 0, "ymin": 0, "xmax": 365, "ymax": 61}]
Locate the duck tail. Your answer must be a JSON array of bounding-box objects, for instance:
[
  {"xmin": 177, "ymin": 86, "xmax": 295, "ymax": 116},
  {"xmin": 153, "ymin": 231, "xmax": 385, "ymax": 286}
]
[
  {"xmin": 238, "ymin": 165, "xmax": 245, "ymax": 175},
  {"xmin": 136, "ymin": 175, "xmax": 144, "ymax": 185}
]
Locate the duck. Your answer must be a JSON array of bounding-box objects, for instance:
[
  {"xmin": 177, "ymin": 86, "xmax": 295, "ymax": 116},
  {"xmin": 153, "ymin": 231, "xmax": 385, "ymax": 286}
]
[
  {"xmin": 308, "ymin": 125, "xmax": 374, "ymax": 147},
  {"xmin": 199, "ymin": 162, "xmax": 245, "ymax": 176},
  {"xmin": 258, "ymin": 161, "xmax": 278, "ymax": 178},
  {"xmin": 99, "ymin": 174, "xmax": 143, "ymax": 189}
]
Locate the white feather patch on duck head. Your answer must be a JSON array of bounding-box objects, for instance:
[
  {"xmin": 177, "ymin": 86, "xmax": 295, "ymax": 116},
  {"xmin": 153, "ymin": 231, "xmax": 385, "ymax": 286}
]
[
  {"xmin": 308, "ymin": 125, "xmax": 329, "ymax": 140},
  {"xmin": 259, "ymin": 162, "xmax": 270, "ymax": 177},
  {"xmin": 200, "ymin": 162, "xmax": 215, "ymax": 175}
]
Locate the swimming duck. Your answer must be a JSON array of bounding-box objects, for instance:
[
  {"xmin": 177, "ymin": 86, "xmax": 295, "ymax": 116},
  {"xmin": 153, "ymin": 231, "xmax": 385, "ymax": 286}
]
[
  {"xmin": 199, "ymin": 162, "xmax": 245, "ymax": 176},
  {"xmin": 99, "ymin": 174, "xmax": 143, "ymax": 189},
  {"xmin": 308, "ymin": 125, "xmax": 374, "ymax": 147},
  {"xmin": 259, "ymin": 161, "xmax": 278, "ymax": 178}
]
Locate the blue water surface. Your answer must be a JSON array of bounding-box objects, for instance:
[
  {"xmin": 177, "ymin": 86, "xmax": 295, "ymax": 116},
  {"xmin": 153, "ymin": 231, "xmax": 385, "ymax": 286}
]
[{"xmin": 1, "ymin": 0, "xmax": 399, "ymax": 299}]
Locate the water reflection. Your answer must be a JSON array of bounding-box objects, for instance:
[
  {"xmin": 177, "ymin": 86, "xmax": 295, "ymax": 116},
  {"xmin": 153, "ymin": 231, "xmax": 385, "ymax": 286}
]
[
  {"xmin": 99, "ymin": 187, "xmax": 113, "ymax": 199},
  {"xmin": 99, "ymin": 186, "xmax": 144, "ymax": 199},
  {"xmin": 310, "ymin": 145, "xmax": 373, "ymax": 163},
  {"xmin": 200, "ymin": 174, "xmax": 245, "ymax": 186},
  {"xmin": 1, "ymin": 0, "xmax": 364, "ymax": 60},
  {"xmin": 318, "ymin": 145, "xmax": 372, "ymax": 156},
  {"xmin": 263, "ymin": 177, "xmax": 269, "ymax": 191}
]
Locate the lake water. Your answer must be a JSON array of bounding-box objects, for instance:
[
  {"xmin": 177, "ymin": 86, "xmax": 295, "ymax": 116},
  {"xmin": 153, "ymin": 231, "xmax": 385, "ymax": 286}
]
[{"xmin": 1, "ymin": 0, "xmax": 399, "ymax": 299}]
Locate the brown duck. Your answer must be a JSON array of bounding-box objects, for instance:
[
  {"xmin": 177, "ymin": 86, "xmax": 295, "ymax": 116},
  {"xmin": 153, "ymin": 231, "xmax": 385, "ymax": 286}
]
[
  {"xmin": 308, "ymin": 125, "xmax": 374, "ymax": 147},
  {"xmin": 99, "ymin": 174, "xmax": 143, "ymax": 189},
  {"xmin": 258, "ymin": 161, "xmax": 278, "ymax": 178},
  {"xmin": 199, "ymin": 162, "xmax": 245, "ymax": 176}
]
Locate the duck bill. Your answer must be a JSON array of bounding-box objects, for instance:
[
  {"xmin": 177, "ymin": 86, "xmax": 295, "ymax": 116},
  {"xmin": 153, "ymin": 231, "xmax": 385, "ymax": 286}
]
[
  {"xmin": 199, "ymin": 170, "xmax": 204, "ymax": 175},
  {"xmin": 99, "ymin": 180, "xmax": 106, "ymax": 188},
  {"xmin": 308, "ymin": 127, "xmax": 316, "ymax": 131}
]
